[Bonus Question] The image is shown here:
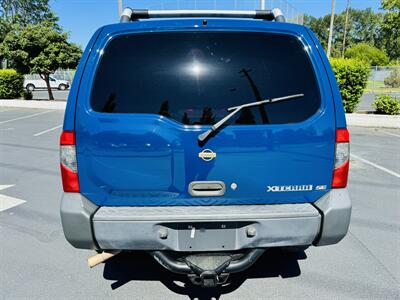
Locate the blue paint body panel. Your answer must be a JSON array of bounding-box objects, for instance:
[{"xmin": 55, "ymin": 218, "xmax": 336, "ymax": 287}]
[
  {"xmin": 63, "ymin": 27, "xmax": 103, "ymax": 130},
  {"xmin": 65, "ymin": 18, "xmax": 343, "ymax": 206},
  {"xmin": 305, "ymin": 27, "xmax": 347, "ymax": 128}
]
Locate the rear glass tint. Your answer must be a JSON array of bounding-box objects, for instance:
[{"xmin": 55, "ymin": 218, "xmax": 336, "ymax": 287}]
[{"xmin": 91, "ymin": 32, "xmax": 320, "ymax": 125}]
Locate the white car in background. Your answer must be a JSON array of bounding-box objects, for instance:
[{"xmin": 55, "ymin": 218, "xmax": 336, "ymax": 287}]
[{"xmin": 24, "ymin": 76, "xmax": 70, "ymax": 91}]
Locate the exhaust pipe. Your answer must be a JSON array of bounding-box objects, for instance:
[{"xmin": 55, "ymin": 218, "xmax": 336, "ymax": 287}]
[{"xmin": 87, "ymin": 250, "xmax": 121, "ymax": 268}]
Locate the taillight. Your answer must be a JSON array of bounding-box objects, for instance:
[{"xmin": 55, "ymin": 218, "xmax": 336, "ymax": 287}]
[
  {"xmin": 332, "ymin": 128, "xmax": 350, "ymax": 188},
  {"xmin": 60, "ymin": 130, "xmax": 79, "ymax": 192}
]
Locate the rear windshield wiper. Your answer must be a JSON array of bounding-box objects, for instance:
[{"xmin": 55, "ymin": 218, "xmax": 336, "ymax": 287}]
[{"xmin": 197, "ymin": 93, "xmax": 304, "ymax": 142}]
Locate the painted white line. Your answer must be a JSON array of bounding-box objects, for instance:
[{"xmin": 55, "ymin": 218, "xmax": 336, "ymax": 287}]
[
  {"xmin": 0, "ymin": 185, "xmax": 26, "ymax": 212},
  {"xmin": 0, "ymin": 110, "xmax": 52, "ymax": 125},
  {"xmin": 351, "ymin": 154, "xmax": 400, "ymax": 178},
  {"xmin": 382, "ymin": 130, "xmax": 400, "ymax": 138},
  {"xmin": 0, "ymin": 100, "xmax": 65, "ymax": 110},
  {"xmin": 34, "ymin": 124, "xmax": 62, "ymax": 137},
  {"xmin": 0, "ymin": 185, "xmax": 15, "ymax": 191},
  {"xmin": 0, "ymin": 194, "xmax": 26, "ymax": 212},
  {"xmin": 0, "ymin": 108, "xmax": 16, "ymax": 113}
]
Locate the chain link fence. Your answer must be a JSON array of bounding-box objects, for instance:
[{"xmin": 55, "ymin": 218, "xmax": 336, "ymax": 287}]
[
  {"xmin": 263, "ymin": 0, "xmax": 304, "ymax": 24},
  {"xmin": 52, "ymin": 69, "xmax": 76, "ymax": 82},
  {"xmin": 355, "ymin": 66, "xmax": 400, "ymax": 112},
  {"xmin": 367, "ymin": 66, "xmax": 400, "ymax": 94},
  {"xmin": 135, "ymin": 0, "xmax": 304, "ymax": 24},
  {"xmin": 24, "ymin": 69, "xmax": 76, "ymax": 82}
]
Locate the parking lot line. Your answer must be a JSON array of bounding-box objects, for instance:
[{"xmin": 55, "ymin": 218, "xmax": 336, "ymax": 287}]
[
  {"xmin": 351, "ymin": 154, "xmax": 400, "ymax": 178},
  {"xmin": 33, "ymin": 124, "xmax": 62, "ymax": 137},
  {"xmin": 0, "ymin": 110, "xmax": 52, "ymax": 125},
  {"xmin": 381, "ymin": 131, "xmax": 400, "ymax": 138},
  {"xmin": 0, "ymin": 185, "xmax": 26, "ymax": 212}
]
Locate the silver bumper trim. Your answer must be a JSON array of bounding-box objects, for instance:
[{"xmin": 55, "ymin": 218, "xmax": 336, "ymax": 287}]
[
  {"xmin": 93, "ymin": 203, "xmax": 321, "ymax": 251},
  {"xmin": 60, "ymin": 189, "xmax": 351, "ymax": 250},
  {"xmin": 313, "ymin": 188, "xmax": 352, "ymax": 246}
]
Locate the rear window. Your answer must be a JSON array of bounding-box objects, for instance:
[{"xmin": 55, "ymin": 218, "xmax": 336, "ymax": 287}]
[{"xmin": 91, "ymin": 32, "xmax": 320, "ymax": 125}]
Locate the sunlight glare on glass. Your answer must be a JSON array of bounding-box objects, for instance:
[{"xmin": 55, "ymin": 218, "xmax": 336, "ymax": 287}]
[{"xmin": 186, "ymin": 61, "xmax": 206, "ymax": 77}]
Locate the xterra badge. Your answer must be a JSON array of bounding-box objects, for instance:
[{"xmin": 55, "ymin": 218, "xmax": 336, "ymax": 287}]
[
  {"xmin": 267, "ymin": 185, "xmax": 313, "ymax": 192},
  {"xmin": 198, "ymin": 149, "xmax": 216, "ymax": 161}
]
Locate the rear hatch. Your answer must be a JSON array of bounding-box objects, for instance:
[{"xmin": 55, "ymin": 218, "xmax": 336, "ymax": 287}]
[{"xmin": 75, "ymin": 27, "xmax": 336, "ymax": 206}]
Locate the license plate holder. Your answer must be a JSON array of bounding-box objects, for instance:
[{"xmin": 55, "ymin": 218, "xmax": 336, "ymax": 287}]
[{"xmin": 178, "ymin": 222, "xmax": 237, "ymax": 251}]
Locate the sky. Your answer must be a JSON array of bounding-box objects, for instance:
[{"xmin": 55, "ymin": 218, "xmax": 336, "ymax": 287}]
[{"xmin": 50, "ymin": 0, "xmax": 382, "ymax": 48}]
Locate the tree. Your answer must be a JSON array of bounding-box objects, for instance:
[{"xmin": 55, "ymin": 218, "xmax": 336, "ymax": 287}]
[
  {"xmin": 304, "ymin": 8, "xmax": 383, "ymax": 58},
  {"xmin": 345, "ymin": 43, "xmax": 390, "ymax": 65},
  {"xmin": 0, "ymin": 24, "xmax": 82, "ymax": 100},
  {"xmin": 380, "ymin": 0, "xmax": 400, "ymax": 61},
  {"xmin": 348, "ymin": 8, "xmax": 383, "ymax": 46},
  {"xmin": 0, "ymin": 0, "xmax": 56, "ymax": 27},
  {"xmin": 304, "ymin": 14, "xmax": 330, "ymax": 51},
  {"xmin": 0, "ymin": 0, "xmax": 58, "ymax": 65},
  {"xmin": 384, "ymin": 68, "xmax": 400, "ymax": 88}
]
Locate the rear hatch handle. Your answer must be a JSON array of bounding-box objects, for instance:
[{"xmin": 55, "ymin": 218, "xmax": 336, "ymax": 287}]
[{"xmin": 197, "ymin": 93, "xmax": 304, "ymax": 142}]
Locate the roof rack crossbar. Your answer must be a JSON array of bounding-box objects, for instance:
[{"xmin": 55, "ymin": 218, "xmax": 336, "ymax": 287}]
[{"xmin": 120, "ymin": 8, "xmax": 285, "ymax": 23}]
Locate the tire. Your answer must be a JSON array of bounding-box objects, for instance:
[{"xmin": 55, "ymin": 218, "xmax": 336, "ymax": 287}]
[
  {"xmin": 58, "ymin": 84, "xmax": 67, "ymax": 90},
  {"xmin": 26, "ymin": 84, "xmax": 35, "ymax": 92}
]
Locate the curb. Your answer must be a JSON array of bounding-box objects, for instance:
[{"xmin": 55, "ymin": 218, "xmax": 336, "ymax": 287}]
[
  {"xmin": 346, "ymin": 113, "xmax": 399, "ymax": 129},
  {"xmin": 0, "ymin": 99, "xmax": 66, "ymax": 110}
]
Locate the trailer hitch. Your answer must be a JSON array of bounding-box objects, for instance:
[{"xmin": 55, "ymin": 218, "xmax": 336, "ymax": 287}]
[
  {"xmin": 149, "ymin": 249, "xmax": 265, "ymax": 288},
  {"xmin": 184, "ymin": 254, "xmax": 232, "ymax": 287},
  {"xmin": 187, "ymin": 271, "xmax": 230, "ymax": 287}
]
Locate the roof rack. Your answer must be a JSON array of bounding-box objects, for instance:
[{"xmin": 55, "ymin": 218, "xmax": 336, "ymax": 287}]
[{"xmin": 120, "ymin": 8, "xmax": 285, "ymax": 23}]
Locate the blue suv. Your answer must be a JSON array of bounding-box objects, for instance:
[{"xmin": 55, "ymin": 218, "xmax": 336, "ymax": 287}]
[{"xmin": 60, "ymin": 8, "xmax": 351, "ymax": 287}]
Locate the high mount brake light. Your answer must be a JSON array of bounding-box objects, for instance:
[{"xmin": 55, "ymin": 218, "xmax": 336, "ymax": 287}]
[
  {"xmin": 332, "ymin": 128, "xmax": 350, "ymax": 188},
  {"xmin": 60, "ymin": 131, "xmax": 80, "ymax": 192}
]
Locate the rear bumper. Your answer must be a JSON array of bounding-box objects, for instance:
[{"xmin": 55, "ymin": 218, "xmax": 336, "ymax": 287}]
[{"xmin": 60, "ymin": 189, "xmax": 351, "ymax": 250}]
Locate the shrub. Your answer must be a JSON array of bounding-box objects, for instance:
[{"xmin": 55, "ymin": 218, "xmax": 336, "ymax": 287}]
[
  {"xmin": 0, "ymin": 69, "xmax": 24, "ymax": 99},
  {"xmin": 345, "ymin": 43, "xmax": 390, "ymax": 66},
  {"xmin": 330, "ymin": 58, "xmax": 370, "ymax": 113},
  {"xmin": 384, "ymin": 68, "xmax": 400, "ymax": 88},
  {"xmin": 22, "ymin": 90, "xmax": 33, "ymax": 100},
  {"xmin": 372, "ymin": 94, "xmax": 400, "ymax": 115}
]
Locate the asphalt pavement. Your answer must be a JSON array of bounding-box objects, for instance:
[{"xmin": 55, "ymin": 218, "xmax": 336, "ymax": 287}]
[
  {"xmin": 0, "ymin": 107, "xmax": 399, "ymax": 299},
  {"xmin": 32, "ymin": 89, "xmax": 69, "ymax": 101}
]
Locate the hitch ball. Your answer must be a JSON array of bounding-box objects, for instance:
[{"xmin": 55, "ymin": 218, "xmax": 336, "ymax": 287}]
[{"xmin": 246, "ymin": 226, "xmax": 257, "ymax": 237}]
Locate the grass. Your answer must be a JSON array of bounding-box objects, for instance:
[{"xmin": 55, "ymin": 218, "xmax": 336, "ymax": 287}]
[{"xmin": 365, "ymin": 80, "xmax": 400, "ymax": 93}]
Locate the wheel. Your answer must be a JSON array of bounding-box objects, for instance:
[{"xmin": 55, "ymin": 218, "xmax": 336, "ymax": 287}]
[
  {"xmin": 58, "ymin": 84, "xmax": 67, "ymax": 90},
  {"xmin": 26, "ymin": 84, "xmax": 35, "ymax": 92}
]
